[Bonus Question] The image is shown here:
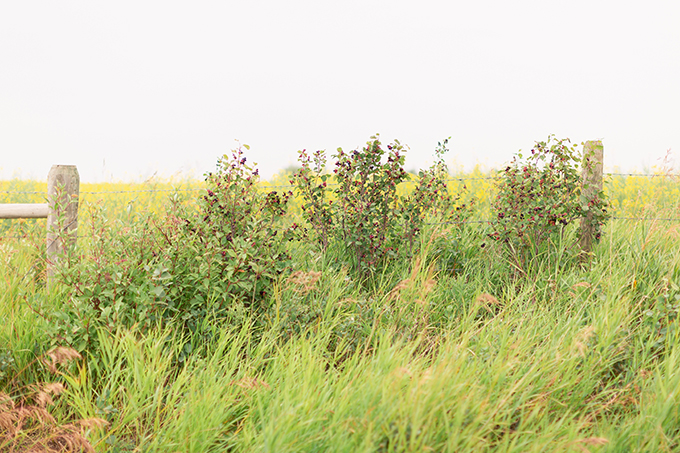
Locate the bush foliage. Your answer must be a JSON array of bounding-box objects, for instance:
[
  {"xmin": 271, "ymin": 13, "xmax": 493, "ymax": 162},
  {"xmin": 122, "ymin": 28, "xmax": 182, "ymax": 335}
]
[
  {"xmin": 490, "ymin": 135, "xmax": 610, "ymax": 270},
  {"xmin": 50, "ymin": 146, "xmax": 296, "ymax": 354},
  {"xmin": 292, "ymin": 135, "xmax": 470, "ymax": 280},
  {"xmin": 46, "ymin": 135, "xmax": 613, "ymax": 356}
]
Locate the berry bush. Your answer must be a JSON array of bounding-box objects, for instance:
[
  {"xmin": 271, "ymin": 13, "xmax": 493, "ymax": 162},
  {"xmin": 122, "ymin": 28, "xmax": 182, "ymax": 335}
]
[{"xmin": 491, "ymin": 135, "xmax": 610, "ymax": 270}]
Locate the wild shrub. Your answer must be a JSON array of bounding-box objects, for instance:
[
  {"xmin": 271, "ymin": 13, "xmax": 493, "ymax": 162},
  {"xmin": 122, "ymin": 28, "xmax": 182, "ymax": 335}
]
[
  {"xmin": 292, "ymin": 136, "xmax": 407, "ymax": 276},
  {"xmin": 292, "ymin": 135, "xmax": 470, "ymax": 281},
  {"xmin": 490, "ymin": 135, "xmax": 610, "ymax": 271},
  {"xmin": 168, "ymin": 146, "xmax": 297, "ymax": 329},
  {"xmin": 49, "ymin": 146, "xmax": 296, "ymax": 355},
  {"xmin": 401, "ymin": 138, "xmax": 471, "ymax": 255}
]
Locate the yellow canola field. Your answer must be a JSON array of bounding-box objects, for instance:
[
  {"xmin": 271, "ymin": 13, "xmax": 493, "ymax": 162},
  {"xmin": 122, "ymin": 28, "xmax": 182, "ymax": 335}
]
[{"xmin": 2, "ymin": 169, "xmax": 680, "ymax": 240}]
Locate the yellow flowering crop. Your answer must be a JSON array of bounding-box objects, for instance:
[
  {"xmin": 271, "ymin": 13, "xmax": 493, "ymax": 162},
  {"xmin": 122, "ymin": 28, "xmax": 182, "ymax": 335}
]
[{"xmin": 2, "ymin": 168, "xmax": 679, "ymax": 242}]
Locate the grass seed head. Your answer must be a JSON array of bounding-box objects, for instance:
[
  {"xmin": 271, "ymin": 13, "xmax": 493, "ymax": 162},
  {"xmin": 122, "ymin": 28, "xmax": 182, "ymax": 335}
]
[
  {"xmin": 77, "ymin": 418, "xmax": 109, "ymax": 430},
  {"xmin": 573, "ymin": 326, "xmax": 596, "ymax": 358},
  {"xmin": 286, "ymin": 270, "xmax": 322, "ymax": 294},
  {"xmin": 35, "ymin": 383, "xmax": 65, "ymax": 409},
  {"xmin": 230, "ymin": 376, "xmax": 270, "ymax": 391},
  {"xmin": 573, "ymin": 437, "xmax": 609, "ymax": 453},
  {"xmin": 476, "ymin": 293, "xmax": 501, "ymax": 306},
  {"xmin": 43, "ymin": 347, "xmax": 82, "ymax": 374}
]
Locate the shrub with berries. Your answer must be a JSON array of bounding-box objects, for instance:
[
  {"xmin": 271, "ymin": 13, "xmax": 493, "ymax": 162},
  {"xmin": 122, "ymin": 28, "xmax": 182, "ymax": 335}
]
[
  {"xmin": 491, "ymin": 135, "xmax": 609, "ymax": 270},
  {"xmin": 50, "ymin": 145, "xmax": 298, "ymax": 357},
  {"xmin": 176, "ymin": 145, "xmax": 297, "ymax": 315},
  {"xmin": 292, "ymin": 135, "xmax": 470, "ymax": 280}
]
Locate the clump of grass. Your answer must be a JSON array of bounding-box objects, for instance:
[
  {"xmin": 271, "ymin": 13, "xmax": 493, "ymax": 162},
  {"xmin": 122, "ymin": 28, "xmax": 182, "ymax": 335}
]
[{"xmin": 1, "ymin": 347, "xmax": 106, "ymax": 453}]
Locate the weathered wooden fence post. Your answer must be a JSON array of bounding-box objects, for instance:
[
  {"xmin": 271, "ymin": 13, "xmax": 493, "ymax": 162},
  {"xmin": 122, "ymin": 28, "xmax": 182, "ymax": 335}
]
[
  {"xmin": 579, "ymin": 140, "xmax": 604, "ymax": 260},
  {"xmin": 46, "ymin": 165, "xmax": 80, "ymax": 289}
]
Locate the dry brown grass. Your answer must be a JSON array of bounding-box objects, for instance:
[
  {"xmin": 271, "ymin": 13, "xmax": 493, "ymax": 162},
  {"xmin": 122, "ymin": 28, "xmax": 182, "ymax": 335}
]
[
  {"xmin": 1, "ymin": 348, "xmax": 107, "ymax": 452},
  {"xmin": 286, "ymin": 270, "xmax": 322, "ymax": 294},
  {"xmin": 387, "ymin": 258, "xmax": 437, "ymax": 303}
]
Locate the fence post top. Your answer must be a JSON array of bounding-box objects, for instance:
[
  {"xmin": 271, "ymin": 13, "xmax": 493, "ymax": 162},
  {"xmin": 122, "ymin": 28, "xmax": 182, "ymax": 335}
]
[
  {"xmin": 47, "ymin": 165, "xmax": 80, "ymax": 180},
  {"xmin": 584, "ymin": 140, "xmax": 604, "ymax": 150}
]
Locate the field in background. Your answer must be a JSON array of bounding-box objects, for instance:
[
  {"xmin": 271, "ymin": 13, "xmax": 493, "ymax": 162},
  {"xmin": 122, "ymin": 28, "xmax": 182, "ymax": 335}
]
[
  {"xmin": 3, "ymin": 165, "xmax": 680, "ymax": 230},
  {"xmin": 2, "ymin": 168, "xmax": 680, "ymax": 452}
]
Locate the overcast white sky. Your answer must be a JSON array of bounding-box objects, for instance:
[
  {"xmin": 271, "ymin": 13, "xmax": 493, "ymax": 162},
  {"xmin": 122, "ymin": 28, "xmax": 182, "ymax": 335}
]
[{"xmin": 1, "ymin": 1, "xmax": 679, "ymax": 182}]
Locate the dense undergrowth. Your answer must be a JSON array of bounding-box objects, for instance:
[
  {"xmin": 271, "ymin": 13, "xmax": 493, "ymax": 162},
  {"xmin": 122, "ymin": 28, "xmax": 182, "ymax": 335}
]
[{"xmin": 2, "ymin": 137, "xmax": 680, "ymax": 452}]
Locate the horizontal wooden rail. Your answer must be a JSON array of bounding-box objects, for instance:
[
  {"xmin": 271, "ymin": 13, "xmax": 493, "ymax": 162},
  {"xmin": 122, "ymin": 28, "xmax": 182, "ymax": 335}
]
[
  {"xmin": 0, "ymin": 203, "xmax": 48, "ymax": 219},
  {"xmin": 1, "ymin": 165, "xmax": 79, "ymax": 292}
]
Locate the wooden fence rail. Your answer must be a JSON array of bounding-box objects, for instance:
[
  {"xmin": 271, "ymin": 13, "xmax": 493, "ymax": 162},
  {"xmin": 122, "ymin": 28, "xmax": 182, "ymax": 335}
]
[
  {"xmin": 0, "ymin": 165, "xmax": 79, "ymax": 290},
  {"xmin": 0, "ymin": 204, "xmax": 49, "ymax": 218}
]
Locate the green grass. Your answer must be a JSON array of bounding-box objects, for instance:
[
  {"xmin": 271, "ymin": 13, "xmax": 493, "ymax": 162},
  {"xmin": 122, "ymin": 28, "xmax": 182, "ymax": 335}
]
[{"xmin": 2, "ymin": 179, "xmax": 680, "ymax": 452}]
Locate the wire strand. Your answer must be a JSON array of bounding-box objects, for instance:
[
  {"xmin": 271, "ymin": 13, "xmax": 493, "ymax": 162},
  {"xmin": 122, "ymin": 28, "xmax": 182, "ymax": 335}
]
[
  {"xmin": 604, "ymin": 173, "xmax": 678, "ymax": 178},
  {"xmin": 80, "ymin": 188, "xmax": 204, "ymax": 194},
  {"xmin": 2, "ymin": 172, "xmax": 679, "ymax": 196}
]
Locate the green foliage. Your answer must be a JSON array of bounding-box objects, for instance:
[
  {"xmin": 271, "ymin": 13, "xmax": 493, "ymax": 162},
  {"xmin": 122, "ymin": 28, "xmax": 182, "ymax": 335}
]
[
  {"xmin": 491, "ymin": 135, "xmax": 610, "ymax": 270},
  {"xmin": 170, "ymin": 146, "xmax": 296, "ymax": 322},
  {"xmin": 641, "ymin": 278, "xmax": 680, "ymax": 356},
  {"xmin": 48, "ymin": 146, "xmax": 295, "ymax": 356},
  {"xmin": 292, "ymin": 136, "xmax": 408, "ymax": 276},
  {"xmin": 292, "ymin": 135, "xmax": 469, "ymax": 280},
  {"xmin": 0, "ymin": 348, "xmax": 14, "ymax": 383},
  {"xmin": 401, "ymin": 138, "xmax": 472, "ymax": 256},
  {"xmin": 331, "ymin": 136, "xmax": 408, "ymax": 275},
  {"xmin": 8, "ymin": 140, "xmax": 680, "ymax": 451}
]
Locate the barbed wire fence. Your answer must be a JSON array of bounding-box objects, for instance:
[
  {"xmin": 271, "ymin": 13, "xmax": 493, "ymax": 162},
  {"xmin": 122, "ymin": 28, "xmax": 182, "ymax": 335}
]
[
  {"xmin": 1, "ymin": 172, "xmax": 677, "ymax": 193},
  {"xmin": 2, "ymin": 171, "xmax": 680, "ymax": 241}
]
